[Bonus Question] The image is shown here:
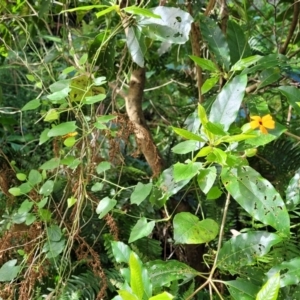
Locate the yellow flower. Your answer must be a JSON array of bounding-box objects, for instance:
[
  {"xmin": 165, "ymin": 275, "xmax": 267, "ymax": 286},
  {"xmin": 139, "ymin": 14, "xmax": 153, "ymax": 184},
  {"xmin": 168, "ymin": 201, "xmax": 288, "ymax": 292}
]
[{"xmin": 250, "ymin": 114, "xmax": 275, "ymax": 134}]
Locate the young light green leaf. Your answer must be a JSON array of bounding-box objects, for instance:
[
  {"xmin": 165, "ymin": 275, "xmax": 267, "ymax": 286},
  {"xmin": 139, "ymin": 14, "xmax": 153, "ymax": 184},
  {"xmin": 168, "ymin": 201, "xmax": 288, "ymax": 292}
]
[
  {"xmin": 172, "ymin": 140, "xmax": 200, "ymax": 154},
  {"xmin": 118, "ymin": 290, "xmax": 139, "ymax": 300},
  {"xmin": 40, "ymin": 158, "xmax": 60, "ymax": 170},
  {"xmin": 96, "ymin": 197, "xmax": 117, "ymax": 219},
  {"xmin": 123, "ymin": 6, "xmax": 161, "ymax": 18},
  {"xmin": 222, "ymin": 166, "xmax": 290, "ymax": 236},
  {"xmin": 189, "ymin": 56, "xmax": 218, "ymax": 71},
  {"xmin": 231, "ymin": 55, "xmax": 262, "ymax": 72},
  {"xmin": 67, "ymin": 196, "xmax": 77, "ymax": 208},
  {"xmin": 172, "ymin": 127, "xmax": 205, "ymax": 142},
  {"xmin": 197, "ymin": 167, "xmax": 217, "ymax": 194},
  {"xmin": 209, "ymin": 74, "xmax": 247, "ymax": 131},
  {"xmin": 96, "ymin": 161, "xmax": 111, "ymax": 174},
  {"xmin": 173, "ymin": 212, "xmax": 218, "ymax": 244},
  {"xmin": 149, "ymin": 292, "xmax": 174, "ymax": 300},
  {"xmin": 129, "ymin": 252, "xmax": 144, "ymax": 299},
  {"xmin": 111, "ymin": 241, "xmax": 132, "ymax": 263},
  {"xmin": 18, "ymin": 199, "xmax": 33, "ymax": 214},
  {"xmin": 95, "ymin": 5, "xmax": 118, "ymax": 18},
  {"xmin": 83, "ymin": 93, "xmax": 106, "ymax": 105},
  {"xmin": 39, "ymin": 128, "xmax": 51, "ymax": 145},
  {"xmin": 16, "ymin": 173, "xmax": 27, "ymax": 181},
  {"xmin": 201, "ymin": 77, "xmax": 219, "ymax": 95},
  {"xmin": 129, "ymin": 217, "xmax": 155, "ymax": 243},
  {"xmin": 130, "ymin": 182, "xmax": 153, "ymax": 205},
  {"xmin": 256, "ymin": 272, "xmax": 280, "ymax": 300}
]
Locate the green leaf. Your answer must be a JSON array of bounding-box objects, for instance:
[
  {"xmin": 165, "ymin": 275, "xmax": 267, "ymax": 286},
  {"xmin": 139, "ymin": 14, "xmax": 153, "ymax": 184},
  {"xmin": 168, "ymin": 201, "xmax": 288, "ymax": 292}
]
[
  {"xmin": 209, "ymin": 74, "xmax": 247, "ymax": 131},
  {"xmin": 231, "ymin": 55, "xmax": 262, "ymax": 72},
  {"xmin": 0, "ymin": 259, "xmax": 21, "ymax": 282},
  {"xmin": 9, "ymin": 187, "xmax": 22, "ymax": 196},
  {"xmin": 129, "ymin": 217, "xmax": 155, "ymax": 243},
  {"xmin": 130, "ymin": 182, "xmax": 152, "ymax": 205},
  {"xmin": 278, "ymin": 86, "xmax": 300, "ymax": 115},
  {"xmin": 226, "ymin": 278, "xmax": 260, "ymax": 300},
  {"xmin": 43, "ymin": 239, "xmax": 65, "ymax": 258},
  {"xmin": 44, "ymin": 109, "xmax": 59, "ymax": 122},
  {"xmin": 173, "ymin": 162, "xmax": 202, "ymax": 182},
  {"xmin": 129, "ymin": 252, "xmax": 144, "ymax": 299},
  {"xmin": 138, "ymin": 7, "xmax": 193, "ymax": 44},
  {"xmin": 95, "ymin": 5, "xmax": 118, "ymax": 18},
  {"xmin": 146, "ymin": 260, "xmax": 198, "ymax": 288},
  {"xmin": 111, "ymin": 241, "xmax": 132, "ymax": 263},
  {"xmin": 123, "ymin": 6, "xmax": 161, "ymax": 18},
  {"xmin": 18, "ymin": 199, "xmax": 33, "ymax": 214},
  {"xmin": 40, "ymin": 158, "xmax": 60, "ymax": 170},
  {"xmin": 96, "ymin": 115, "xmax": 117, "ymax": 122},
  {"xmin": 258, "ymin": 67, "xmax": 281, "ymax": 89},
  {"xmin": 149, "ymin": 292, "xmax": 174, "ymax": 300},
  {"xmin": 47, "ymin": 224, "xmax": 62, "ymax": 242},
  {"xmin": 189, "ymin": 56, "xmax": 218, "ymax": 72},
  {"xmin": 218, "ymin": 232, "xmax": 282, "ymax": 274},
  {"xmin": 197, "ymin": 167, "xmax": 217, "ymax": 194},
  {"xmin": 256, "ymin": 272, "xmax": 280, "ymax": 300},
  {"xmin": 200, "ymin": 14, "xmax": 230, "ymax": 71},
  {"xmin": 207, "ymin": 186, "xmax": 222, "ymax": 200},
  {"xmin": 205, "ymin": 122, "xmax": 227, "ymax": 136},
  {"xmin": 201, "ymin": 77, "xmax": 219, "ymax": 95},
  {"xmin": 222, "ymin": 166, "xmax": 290, "ymax": 236},
  {"xmin": 48, "ymin": 121, "xmax": 77, "ymax": 137},
  {"xmin": 118, "ymin": 290, "xmax": 139, "ymax": 300},
  {"xmin": 126, "ymin": 26, "xmax": 145, "ymax": 67},
  {"xmin": 173, "ymin": 212, "xmax": 218, "ymax": 244},
  {"xmin": 226, "ymin": 20, "xmax": 251, "ymax": 65},
  {"xmin": 96, "ymin": 161, "xmax": 111, "ymax": 174},
  {"xmin": 39, "ymin": 180, "xmax": 54, "ymax": 196},
  {"xmin": 38, "ymin": 208, "xmax": 52, "ymax": 222},
  {"xmin": 286, "ymin": 168, "xmax": 300, "ymax": 210},
  {"xmin": 39, "ymin": 128, "xmax": 51, "ymax": 145},
  {"xmin": 172, "ymin": 140, "xmax": 200, "ymax": 154},
  {"xmin": 22, "ymin": 99, "xmax": 41, "ymax": 111},
  {"xmin": 91, "ymin": 182, "xmax": 103, "ymax": 192},
  {"xmin": 61, "ymin": 5, "xmax": 110, "ymax": 13},
  {"xmin": 67, "ymin": 196, "xmax": 77, "ymax": 208},
  {"xmin": 19, "ymin": 182, "xmax": 33, "ymax": 194},
  {"xmin": 28, "ymin": 169, "xmax": 42, "ymax": 186},
  {"xmin": 172, "ymin": 127, "xmax": 205, "ymax": 142},
  {"xmin": 16, "ymin": 173, "xmax": 27, "ymax": 181},
  {"xmin": 267, "ymin": 257, "xmax": 300, "ymax": 288},
  {"xmin": 96, "ymin": 196, "xmax": 117, "ymax": 219},
  {"xmin": 63, "ymin": 136, "xmax": 76, "ymax": 147},
  {"xmin": 83, "ymin": 93, "xmax": 106, "ymax": 105}
]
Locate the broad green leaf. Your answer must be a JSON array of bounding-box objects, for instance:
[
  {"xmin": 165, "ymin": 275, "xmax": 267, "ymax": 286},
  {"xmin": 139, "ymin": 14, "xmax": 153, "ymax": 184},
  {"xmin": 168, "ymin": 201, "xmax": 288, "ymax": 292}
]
[
  {"xmin": 218, "ymin": 232, "xmax": 282, "ymax": 274},
  {"xmin": 146, "ymin": 260, "xmax": 198, "ymax": 288},
  {"xmin": 222, "ymin": 166, "xmax": 290, "ymax": 236},
  {"xmin": 149, "ymin": 292, "xmax": 174, "ymax": 300},
  {"xmin": 200, "ymin": 14, "xmax": 230, "ymax": 71},
  {"xmin": 129, "ymin": 252, "xmax": 144, "ymax": 299},
  {"xmin": 138, "ymin": 7, "xmax": 193, "ymax": 44},
  {"xmin": 129, "ymin": 217, "xmax": 155, "ymax": 243},
  {"xmin": 91, "ymin": 182, "xmax": 103, "ymax": 192},
  {"xmin": 40, "ymin": 158, "xmax": 60, "ymax": 170},
  {"xmin": 26, "ymin": 213, "xmax": 36, "ymax": 225},
  {"xmin": 226, "ymin": 278, "xmax": 259, "ymax": 300},
  {"xmin": 256, "ymin": 272, "xmax": 280, "ymax": 300},
  {"xmin": 111, "ymin": 241, "xmax": 132, "ymax": 263},
  {"xmin": 197, "ymin": 167, "xmax": 217, "ymax": 194},
  {"xmin": 43, "ymin": 239, "xmax": 65, "ymax": 258},
  {"xmin": 47, "ymin": 224, "xmax": 63, "ymax": 242},
  {"xmin": 16, "ymin": 173, "xmax": 27, "ymax": 181},
  {"xmin": 209, "ymin": 74, "xmax": 247, "ymax": 131},
  {"xmin": 0, "ymin": 259, "xmax": 21, "ymax": 282},
  {"xmin": 286, "ymin": 168, "xmax": 300, "ymax": 210},
  {"xmin": 19, "ymin": 182, "xmax": 33, "ymax": 194},
  {"xmin": 44, "ymin": 109, "xmax": 60, "ymax": 122},
  {"xmin": 49, "ymin": 79, "xmax": 70, "ymax": 93},
  {"xmin": 9, "ymin": 187, "xmax": 22, "ymax": 196},
  {"xmin": 172, "ymin": 140, "xmax": 200, "ymax": 154},
  {"xmin": 38, "ymin": 208, "xmax": 52, "ymax": 222},
  {"xmin": 189, "ymin": 56, "xmax": 218, "ymax": 72},
  {"xmin": 96, "ymin": 196, "xmax": 117, "ymax": 219},
  {"xmin": 212, "ymin": 148, "xmax": 227, "ymax": 165},
  {"xmin": 39, "ymin": 180, "xmax": 54, "ymax": 196},
  {"xmin": 267, "ymin": 257, "xmax": 300, "ymax": 288},
  {"xmin": 126, "ymin": 26, "xmax": 145, "ymax": 67},
  {"xmin": 226, "ymin": 20, "xmax": 251, "ymax": 65},
  {"xmin": 258, "ymin": 67, "xmax": 281, "ymax": 89},
  {"xmin": 96, "ymin": 115, "xmax": 117, "ymax": 122},
  {"xmin": 207, "ymin": 186, "xmax": 222, "ymax": 200},
  {"xmin": 205, "ymin": 122, "xmax": 227, "ymax": 136},
  {"xmin": 83, "ymin": 93, "xmax": 106, "ymax": 105},
  {"xmin": 63, "ymin": 136, "xmax": 76, "ymax": 147},
  {"xmin": 173, "ymin": 162, "xmax": 202, "ymax": 182},
  {"xmin": 123, "ymin": 6, "xmax": 161, "ymax": 18},
  {"xmin": 39, "ymin": 128, "xmax": 51, "ymax": 145},
  {"xmin": 172, "ymin": 127, "xmax": 205, "ymax": 142},
  {"xmin": 28, "ymin": 169, "xmax": 42, "ymax": 186},
  {"xmin": 130, "ymin": 182, "xmax": 153, "ymax": 205},
  {"xmin": 47, "ymin": 87, "xmax": 70, "ymax": 102},
  {"xmin": 278, "ymin": 86, "xmax": 300, "ymax": 115},
  {"xmin": 48, "ymin": 121, "xmax": 77, "ymax": 137},
  {"xmin": 96, "ymin": 161, "xmax": 111, "ymax": 174},
  {"xmin": 18, "ymin": 199, "xmax": 33, "ymax": 214},
  {"xmin": 173, "ymin": 212, "xmax": 218, "ymax": 244},
  {"xmin": 201, "ymin": 77, "xmax": 219, "ymax": 95},
  {"xmin": 22, "ymin": 99, "xmax": 41, "ymax": 111}
]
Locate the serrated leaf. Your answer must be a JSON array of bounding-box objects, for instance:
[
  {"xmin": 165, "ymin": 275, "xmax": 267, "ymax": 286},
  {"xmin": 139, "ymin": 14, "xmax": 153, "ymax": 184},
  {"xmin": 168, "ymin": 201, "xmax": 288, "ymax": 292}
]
[
  {"xmin": 222, "ymin": 166, "xmax": 290, "ymax": 236},
  {"xmin": 130, "ymin": 182, "xmax": 152, "ymax": 205},
  {"xmin": 256, "ymin": 272, "xmax": 280, "ymax": 300},
  {"xmin": 129, "ymin": 217, "xmax": 155, "ymax": 243},
  {"xmin": 173, "ymin": 212, "xmax": 218, "ymax": 244},
  {"xmin": 209, "ymin": 74, "xmax": 247, "ymax": 131}
]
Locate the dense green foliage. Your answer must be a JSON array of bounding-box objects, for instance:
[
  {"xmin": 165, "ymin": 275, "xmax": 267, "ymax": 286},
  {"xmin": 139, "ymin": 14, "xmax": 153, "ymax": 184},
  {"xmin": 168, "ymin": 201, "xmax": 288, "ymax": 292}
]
[{"xmin": 1, "ymin": 0, "xmax": 300, "ymax": 299}]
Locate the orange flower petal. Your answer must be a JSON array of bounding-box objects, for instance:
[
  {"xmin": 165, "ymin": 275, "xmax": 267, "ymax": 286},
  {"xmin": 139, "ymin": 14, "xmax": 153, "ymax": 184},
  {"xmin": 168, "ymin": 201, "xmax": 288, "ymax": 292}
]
[
  {"xmin": 250, "ymin": 116, "xmax": 261, "ymax": 121},
  {"xmin": 262, "ymin": 115, "xmax": 275, "ymax": 129},
  {"xmin": 250, "ymin": 120, "xmax": 260, "ymax": 129},
  {"xmin": 259, "ymin": 125, "xmax": 268, "ymax": 134}
]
